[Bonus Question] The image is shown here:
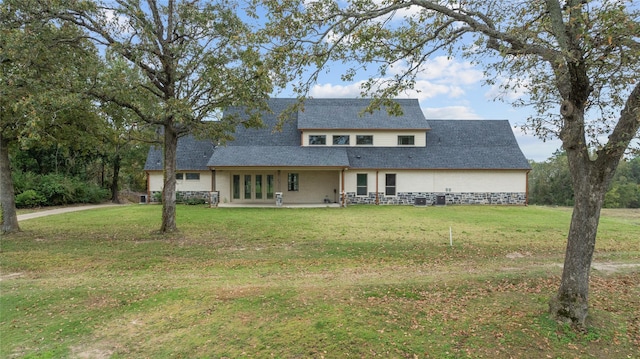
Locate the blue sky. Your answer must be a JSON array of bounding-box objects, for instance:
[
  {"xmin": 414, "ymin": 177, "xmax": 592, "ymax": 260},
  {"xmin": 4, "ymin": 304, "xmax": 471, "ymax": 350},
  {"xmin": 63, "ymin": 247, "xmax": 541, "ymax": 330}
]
[{"xmin": 285, "ymin": 55, "xmax": 563, "ymax": 162}]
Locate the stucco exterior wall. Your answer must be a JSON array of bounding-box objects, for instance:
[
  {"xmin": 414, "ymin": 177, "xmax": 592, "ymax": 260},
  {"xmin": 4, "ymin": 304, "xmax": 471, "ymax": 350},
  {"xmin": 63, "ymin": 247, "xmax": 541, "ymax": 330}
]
[
  {"xmin": 345, "ymin": 169, "xmax": 527, "ymax": 194},
  {"xmin": 301, "ymin": 130, "xmax": 426, "ymax": 147},
  {"xmin": 147, "ymin": 171, "xmax": 213, "ymax": 192}
]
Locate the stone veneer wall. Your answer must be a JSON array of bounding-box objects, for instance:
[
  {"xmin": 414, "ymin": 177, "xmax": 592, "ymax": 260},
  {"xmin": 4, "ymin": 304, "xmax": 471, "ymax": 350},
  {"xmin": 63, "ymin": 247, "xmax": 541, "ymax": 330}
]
[{"xmin": 345, "ymin": 192, "xmax": 527, "ymax": 205}]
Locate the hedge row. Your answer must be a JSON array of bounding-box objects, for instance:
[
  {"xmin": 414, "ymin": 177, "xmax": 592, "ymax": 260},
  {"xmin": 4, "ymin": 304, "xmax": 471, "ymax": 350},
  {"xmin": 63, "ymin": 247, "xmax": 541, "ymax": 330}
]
[{"xmin": 13, "ymin": 171, "xmax": 109, "ymax": 208}]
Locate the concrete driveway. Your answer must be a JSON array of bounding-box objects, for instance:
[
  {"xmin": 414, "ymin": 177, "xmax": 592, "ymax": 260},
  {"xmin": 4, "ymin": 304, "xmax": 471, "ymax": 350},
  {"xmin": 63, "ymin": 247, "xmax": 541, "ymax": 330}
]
[{"xmin": 17, "ymin": 204, "xmax": 123, "ymax": 221}]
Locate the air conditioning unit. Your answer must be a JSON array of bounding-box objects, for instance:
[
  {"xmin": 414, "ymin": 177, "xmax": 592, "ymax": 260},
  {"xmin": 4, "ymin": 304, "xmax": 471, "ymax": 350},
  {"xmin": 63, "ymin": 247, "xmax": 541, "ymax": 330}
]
[{"xmin": 414, "ymin": 196, "xmax": 427, "ymax": 206}]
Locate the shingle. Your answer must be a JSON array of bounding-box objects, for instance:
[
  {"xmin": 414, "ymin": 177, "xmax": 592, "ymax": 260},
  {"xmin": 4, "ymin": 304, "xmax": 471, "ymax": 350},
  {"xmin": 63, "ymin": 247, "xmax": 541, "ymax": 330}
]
[
  {"xmin": 208, "ymin": 146, "xmax": 349, "ymax": 167},
  {"xmin": 223, "ymin": 98, "xmax": 300, "ymax": 146},
  {"xmin": 147, "ymin": 100, "xmax": 530, "ymax": 171},
  {"xmin": 144, "ymin": 135, "xmax": 216, "ymax": 171},
  {"xmin": 346, "ymin": 120, "xmax": 531, "ymax": 170},
  {"xmin": 298, "ymin": 98, "xmax": 430, "ymax": 130}
]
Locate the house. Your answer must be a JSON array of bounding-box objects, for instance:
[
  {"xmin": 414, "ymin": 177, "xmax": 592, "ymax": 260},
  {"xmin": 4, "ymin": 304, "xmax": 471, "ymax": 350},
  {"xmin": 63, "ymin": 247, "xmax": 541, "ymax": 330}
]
[{"xmin": 144, "ymin": 98, "xmax": 531, "ymax": 206}]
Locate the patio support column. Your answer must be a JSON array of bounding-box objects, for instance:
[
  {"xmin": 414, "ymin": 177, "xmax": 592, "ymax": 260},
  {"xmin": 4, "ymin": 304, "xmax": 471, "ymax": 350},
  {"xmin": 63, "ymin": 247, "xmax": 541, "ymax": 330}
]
[
  {"xmin": 375, "ymin": 170, "xmax": 379, "ymax": 205},
  {"xmin": 341, "ymin": 168, "xmax": 346, "ymax": 207}
]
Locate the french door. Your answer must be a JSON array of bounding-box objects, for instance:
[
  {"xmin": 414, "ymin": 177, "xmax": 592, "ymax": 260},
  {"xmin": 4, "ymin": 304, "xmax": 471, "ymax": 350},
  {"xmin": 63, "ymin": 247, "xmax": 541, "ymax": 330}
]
[{"xmin": 232, "ymin": 173, "xmax": 275, "ymax": 201}]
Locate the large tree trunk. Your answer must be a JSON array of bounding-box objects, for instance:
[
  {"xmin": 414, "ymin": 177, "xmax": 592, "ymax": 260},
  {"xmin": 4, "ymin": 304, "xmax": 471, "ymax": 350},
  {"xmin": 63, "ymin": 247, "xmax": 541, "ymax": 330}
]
[
  {"xmin": 549, "ymin": 167, "xmax": 607, "ymax": 326},
  {"xmin": 160, "ymin": 125, "xmax": 178, "ymax": 233},
  {"xmin": 0, "ymin": 136, "xmax": 20, "ymax": 234},
  {"xmin": 111, "ymin": 153, "xmax": 121, "ymax": 204},
  {"xmin": 549, "ymin": 82, "xmax": 640, "ymax": 326}
]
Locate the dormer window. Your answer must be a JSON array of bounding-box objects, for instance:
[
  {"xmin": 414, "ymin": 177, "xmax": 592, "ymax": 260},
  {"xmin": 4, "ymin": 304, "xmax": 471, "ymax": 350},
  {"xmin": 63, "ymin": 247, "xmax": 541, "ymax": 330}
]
[
  {"xmin": 398, "ymin": 135, "xmax": 415, "ymax": 145},
  {"xmin": 356, "ymin": 135, "xmax": 373, "ymax": 145},
  {"xmin": 333, "ymin": 135, "xmax": 350, "ymax": 145},
  {"xmin": 309, "ymin": 135, "xmax": 326, "ymax": 145}
]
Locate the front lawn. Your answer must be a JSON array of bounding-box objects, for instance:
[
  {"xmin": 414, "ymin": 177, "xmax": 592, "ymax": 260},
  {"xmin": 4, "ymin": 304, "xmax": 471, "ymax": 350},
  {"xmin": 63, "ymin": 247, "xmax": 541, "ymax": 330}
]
[{"xmin": 2, "ymin": 205, "xmax": 639, "ymax": 358}]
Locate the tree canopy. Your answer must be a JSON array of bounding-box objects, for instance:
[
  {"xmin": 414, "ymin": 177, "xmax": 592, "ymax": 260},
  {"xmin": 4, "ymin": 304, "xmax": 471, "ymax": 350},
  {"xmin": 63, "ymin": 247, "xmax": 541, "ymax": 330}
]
[
  {"xmin": 1, "ymin": 0, "xmax": 101, "ymax": 233},
  {"xmin": 51, "ymin": 0, "xmax": 277, "ymax": 232}
]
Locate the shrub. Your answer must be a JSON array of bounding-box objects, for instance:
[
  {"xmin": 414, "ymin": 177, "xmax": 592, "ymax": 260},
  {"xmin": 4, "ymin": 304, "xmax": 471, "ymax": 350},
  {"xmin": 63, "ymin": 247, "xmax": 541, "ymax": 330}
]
[
  {"xmin": 11, "ymin": 171, "xmax": 109, "ymax": 206},
  {"xmin": 184, "ymin": 198, "xmax": 206, "ymax": 205},
  {"xmin": 15, "ymin": 190, "xmax": 46, "ymax": 208}
]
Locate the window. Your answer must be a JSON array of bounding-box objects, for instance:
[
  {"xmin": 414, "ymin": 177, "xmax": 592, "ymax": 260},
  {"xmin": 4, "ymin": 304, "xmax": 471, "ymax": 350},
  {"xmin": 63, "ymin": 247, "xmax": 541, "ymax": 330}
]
[
  {"xmin": 397, "ymin": 135, "xmax": 415, "ymax": 145},
  {"xmin": 232, "ymin": 175, "xmax": 240, "ymax": 199},
  {"xmin": 176, "ymin": 173, "xmax": 183, "ymax": 180},
  {"xmin": 288, "ymin": 173, "xmax": 299, "ymax": 191},
  {"xmin": 357, "ymin": 174, "xmax": 368, "ymax": 196},
  {"xmin": 244, "ymin": 175, "xmax": 252, "ymax": 199},
  {"xmin": 333, "ymin": 135, "xmax": 350, "ymax": 145},
  {"xmin": 309, "ymin": 135, "xmax": 326, "ymax": 145},
  {"xmin": 356, "ymin": 135, "xmax": 373, "ymax": 145},
  {"xmin": 266, "ymin": 175, "xmax": 274, "ymax": 199},
  {"xmin": 255, "ymin": 175, "xmax": 263, "ymax": 199},
  {"xmin": 385, "ymin": 173, "xmax": 396, "ymax": 196},
  {"xmin": 186, "ymin": 173, "xmax": 200, "ymax": 180}
]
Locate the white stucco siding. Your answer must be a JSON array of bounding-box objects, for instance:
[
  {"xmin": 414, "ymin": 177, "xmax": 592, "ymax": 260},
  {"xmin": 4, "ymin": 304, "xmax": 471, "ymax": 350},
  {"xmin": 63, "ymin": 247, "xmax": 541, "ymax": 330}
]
[
  {"xmin": 177, "ymin": 171, "xmax": 212, "ymax": 191},
  {"xmin": 374, "ymin": 132, "xmax": 426, "ymax": 147},
  {"xmin": 285, "ymin": 170, "xmax": 340, "ymax": 203},
  {"xmin": 344, "ymin": 169, "xmax": 527, "ymax": 194},
  {"xmin": 344, "ymin": 170, "xmax": 378, "ymax": 194},
  {"xmin": 148, "ymin": 171, "xmax": 163, "ymax": 192},
  {"xmin": 146, "ymin": 171, "xmax": 212, "ymax": 192},
  {"xmin": 431, "ymin": 170, "xmax": 527, "ymax": 193},
  {"xmin": 215, "ymin": 169, "xmax": 232, "ymax": 203},
  {"xmin": 302, "ymin": 130, "xmax": 426, "ymax": 147}
]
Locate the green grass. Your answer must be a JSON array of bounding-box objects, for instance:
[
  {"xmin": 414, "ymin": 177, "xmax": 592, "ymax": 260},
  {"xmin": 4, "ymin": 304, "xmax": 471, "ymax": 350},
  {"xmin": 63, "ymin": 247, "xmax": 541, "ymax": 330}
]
[{"xmin": 1, "ymin": 205, "xmax": 639, "ymax": 358}]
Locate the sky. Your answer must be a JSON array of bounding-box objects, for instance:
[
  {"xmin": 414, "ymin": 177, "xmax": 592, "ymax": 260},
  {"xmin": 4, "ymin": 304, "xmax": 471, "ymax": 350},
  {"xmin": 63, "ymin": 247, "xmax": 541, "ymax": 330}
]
[{"xmin": 294, "ymin": 55, "xmax": 563, "ymax": 163}]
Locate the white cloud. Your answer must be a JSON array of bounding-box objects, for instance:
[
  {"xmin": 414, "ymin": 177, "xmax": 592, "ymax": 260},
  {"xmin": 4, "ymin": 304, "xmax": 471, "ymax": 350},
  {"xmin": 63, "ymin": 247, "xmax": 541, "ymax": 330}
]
[
  {"xmin": 407, "ymin": 56, "xmax": 483, "ymax": 85},
  {"xmin": 421, "ymin": 106, "xmax": 482, "ymax": 119},
  {"xmin": 310, "ymin": 56, "xmax": 483, "ymax": 100},
  {"xmin": 484, "ymin": 76, "xmax": 530, "ymax": 101},
  {"xmin": 309, "ymin": 82, "xmax": 365, "ymax": 98}
]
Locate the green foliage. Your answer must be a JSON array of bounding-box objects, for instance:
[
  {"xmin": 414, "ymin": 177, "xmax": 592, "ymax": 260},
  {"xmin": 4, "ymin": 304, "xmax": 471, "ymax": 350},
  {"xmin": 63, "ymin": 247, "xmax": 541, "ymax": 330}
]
[
  {"xmin": 12, "ymin": 171, "xmax": 109, "ymax": 207},
  {"xmin": 183, "ymin": 198, "xmax": 206, "ymax": 205},
  {"xmin": 605, "ymin": 156, "xmax": 640, "ymax": 208},
  {"xmin": 529, "ymin": 151, "xmax": 574, "ymax": 206},
  {"xmin": 14, "ymin": 190, "xmax": 46, "ymax": 208},
  {"xmin": 529, "ymin": 153, "xmax": 640, "ymax": 208}
]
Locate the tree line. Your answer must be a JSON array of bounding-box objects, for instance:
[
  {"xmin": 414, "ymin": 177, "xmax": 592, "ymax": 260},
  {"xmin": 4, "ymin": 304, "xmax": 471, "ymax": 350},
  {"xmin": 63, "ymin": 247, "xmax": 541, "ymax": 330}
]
[{"xmin": 529, "ymin": 151, "xmax": 640, "ymax": 208}]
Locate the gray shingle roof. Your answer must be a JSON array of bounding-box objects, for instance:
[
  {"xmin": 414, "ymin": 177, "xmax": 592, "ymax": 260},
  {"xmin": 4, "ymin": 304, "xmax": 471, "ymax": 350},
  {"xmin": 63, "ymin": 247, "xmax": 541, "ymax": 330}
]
[
  {"xmin": 298, "ymin": 98, "xmax": 429, "ymax": 130},
  {"xmin": 147, "ymin": 99, "xmax": 530, "ymax": 171},
  {"xmin": 144, "ymin": 135, "xmax": 216, "ymax": 171},
  {"xmin": 345, "ymin": 120, "xmax": 530, "ymax": 169},
  {"xmin": 223, "ymin": 98, "xmax": 301, "ymax": 146},
  {"xmin": 209, "ymin": 146, "xmax": 349, "ymax": 167}
]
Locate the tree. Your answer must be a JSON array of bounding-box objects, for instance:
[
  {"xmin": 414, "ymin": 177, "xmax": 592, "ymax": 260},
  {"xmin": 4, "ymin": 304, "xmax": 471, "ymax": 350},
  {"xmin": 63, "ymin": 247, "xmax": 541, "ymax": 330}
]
[
  {"xmin": 604, "ymin": 155, "xmax": 640, "ymax": 208},
  {"xmin": 529, "ymin": 151, "xmax": 574, "ymax": 206},
  {"xmin": 96, "ymin": 98, "xmax": 153, "ymax": 204},
  {"xmin": 53, "ymin": 0, "xmax": 275, "ymax": 233},
  {"xmin": 1, "ymin": 0, "xmax": 100, "ymax": 234},
  {"xmin": 261, "ymin": 0, "xmax": 640, "ymax": 326}
]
